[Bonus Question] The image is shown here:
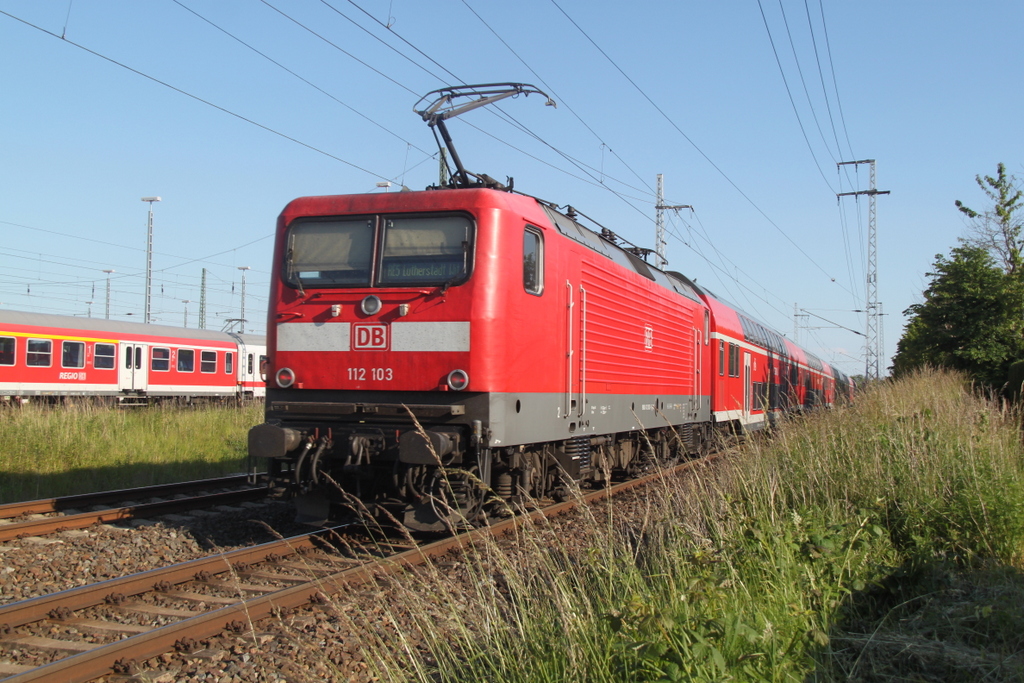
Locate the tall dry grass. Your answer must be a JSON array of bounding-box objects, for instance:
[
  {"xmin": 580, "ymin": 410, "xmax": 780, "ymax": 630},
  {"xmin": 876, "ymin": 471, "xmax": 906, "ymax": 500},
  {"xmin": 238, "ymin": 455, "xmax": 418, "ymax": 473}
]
[{"xmin": 295, "ymin": 368, "xmax": 1024, "ymax": 682}]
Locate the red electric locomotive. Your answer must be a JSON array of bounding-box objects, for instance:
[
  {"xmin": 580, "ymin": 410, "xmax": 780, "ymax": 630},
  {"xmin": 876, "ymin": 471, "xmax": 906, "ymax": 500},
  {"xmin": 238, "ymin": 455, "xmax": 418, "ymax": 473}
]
[
  {"xmin": 250, "ymin": 188, "xmax": 713, "ymax": 530},
  {"xmin": 0, "ymin": 311, "xmax": 266, "ymax": 402},
  {"xmin": 248, "ymin": 84, "xmax": 849, "ymax": 531}
]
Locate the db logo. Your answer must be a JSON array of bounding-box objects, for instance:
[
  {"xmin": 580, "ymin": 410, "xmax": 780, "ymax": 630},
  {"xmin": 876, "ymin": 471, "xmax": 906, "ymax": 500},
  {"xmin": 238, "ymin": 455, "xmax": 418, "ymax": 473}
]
[{"xmin": 353, "ymin": 323, "xmax": 389, "ymax": 350}]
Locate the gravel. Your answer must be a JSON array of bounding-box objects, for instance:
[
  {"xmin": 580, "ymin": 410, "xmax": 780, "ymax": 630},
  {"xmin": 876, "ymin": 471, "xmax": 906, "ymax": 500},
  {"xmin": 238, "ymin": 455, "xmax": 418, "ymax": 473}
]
[{"xmin": 2, "ymin": 465, "xmax": 718, "ymax": 683}]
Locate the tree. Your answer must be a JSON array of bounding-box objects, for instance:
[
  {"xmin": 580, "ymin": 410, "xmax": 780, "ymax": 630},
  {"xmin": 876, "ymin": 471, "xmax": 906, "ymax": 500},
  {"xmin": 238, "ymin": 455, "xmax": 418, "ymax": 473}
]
[
  {"xmin": 891, "ymin": 244, "xmax": 1024, "ymax": 386},
  {"xmin": 955, "ymin": 163, "xmax": 1024, "ymax": 275}
]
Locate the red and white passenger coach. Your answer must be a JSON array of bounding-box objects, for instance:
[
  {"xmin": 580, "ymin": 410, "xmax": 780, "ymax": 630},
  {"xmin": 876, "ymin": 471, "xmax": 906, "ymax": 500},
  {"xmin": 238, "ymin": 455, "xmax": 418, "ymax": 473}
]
[{"xmin": 0, "ymin": 311, "xmax": 266, "ymax": 402}]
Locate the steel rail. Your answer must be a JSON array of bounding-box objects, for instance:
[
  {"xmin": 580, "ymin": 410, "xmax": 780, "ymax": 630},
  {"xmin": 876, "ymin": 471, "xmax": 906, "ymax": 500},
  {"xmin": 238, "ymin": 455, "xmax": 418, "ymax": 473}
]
[
  {"xmin": 0, "ymin": 488, "xmax": 267, "ymax": 543},
  {"xmin": 1, "ymin": 455, "xmax": 721, "ymax": 683},
  {"xmin": 0, "ymin": 475, "xmax": 254, "ymax": 520}
]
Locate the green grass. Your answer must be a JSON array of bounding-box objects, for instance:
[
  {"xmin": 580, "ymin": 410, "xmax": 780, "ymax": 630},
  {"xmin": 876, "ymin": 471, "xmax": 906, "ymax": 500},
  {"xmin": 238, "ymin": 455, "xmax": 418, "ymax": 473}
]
[
  {"xmin": 0, "ymin": 400, "xmax": 263, "ymax": 503},
  {"xmin": 320, "ymin": 368, "xmax": 1024, "ymax": 682}
]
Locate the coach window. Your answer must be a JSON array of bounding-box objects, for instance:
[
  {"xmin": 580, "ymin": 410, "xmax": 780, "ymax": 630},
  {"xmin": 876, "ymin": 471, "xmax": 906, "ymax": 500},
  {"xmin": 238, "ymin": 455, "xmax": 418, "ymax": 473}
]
[
  {"xmin": 225, "ymin": 351, "xmax": 234, "ymax": 375},
  {"xmin": 201, "ymin": 350, "xmax": 217, "ymax": 374},
  {"xmin": 0, "ymin": 337, "xmax": 14, "ymax": 366},
  {"xmin": 523, "ymin": 227, "xmax": 544, "ymax": 295},
  {"xmin": 94, "ymin": 343, "xmax": 116, "ymax": 370},
  {"xmin": 247, "ymin": 353, "xmax": 254, "ymax": 375},
  {"xmin": 62, "ymin": 341, "xmax": 86, "ymax": 369},
  {"xmin": 152, "ymin": 347, "xmax": 170, "ymax": 372},
  {"xmin": 718, "ymin": 340, "xmax": 725, "ymax": 376},
  {"xmin": 178, "ymin": 349, "xmax": 195, "ymax": 373},
  {"xmin": 27, "ymin": 339, "xmax": 52, "ymax": 367}
]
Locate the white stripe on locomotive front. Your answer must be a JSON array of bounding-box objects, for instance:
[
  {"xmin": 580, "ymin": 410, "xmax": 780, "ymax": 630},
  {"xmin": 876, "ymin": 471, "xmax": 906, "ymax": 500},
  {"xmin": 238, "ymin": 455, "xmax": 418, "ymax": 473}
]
[{"xmin": 277, "ymin": 321, "xmax": 471, "ymax": 353}]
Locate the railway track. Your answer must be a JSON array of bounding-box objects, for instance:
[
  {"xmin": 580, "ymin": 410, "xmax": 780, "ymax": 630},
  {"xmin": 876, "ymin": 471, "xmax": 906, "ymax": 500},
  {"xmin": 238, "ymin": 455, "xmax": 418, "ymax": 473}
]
[
  {"xmin": 0, "ymin": 455, "xmax": 719, "ymax": 682},
  {"xmin": 0, "ymin": 476, "xmax": 266, "ymax": 543}
]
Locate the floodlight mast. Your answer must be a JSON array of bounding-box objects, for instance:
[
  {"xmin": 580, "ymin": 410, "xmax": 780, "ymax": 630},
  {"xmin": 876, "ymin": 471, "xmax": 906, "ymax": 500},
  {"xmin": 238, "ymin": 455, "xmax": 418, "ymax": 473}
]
[{"xmin": 414, "ymin": 83, "xmax": 555, "ymax": 190}]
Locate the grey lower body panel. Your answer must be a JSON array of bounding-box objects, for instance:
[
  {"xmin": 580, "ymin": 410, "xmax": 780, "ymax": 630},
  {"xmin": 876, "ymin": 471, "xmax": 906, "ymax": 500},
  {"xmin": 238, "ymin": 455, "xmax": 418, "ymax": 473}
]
[{"xmin": 487, "ymin": 391, "xmax": 710, "ymax": 448}]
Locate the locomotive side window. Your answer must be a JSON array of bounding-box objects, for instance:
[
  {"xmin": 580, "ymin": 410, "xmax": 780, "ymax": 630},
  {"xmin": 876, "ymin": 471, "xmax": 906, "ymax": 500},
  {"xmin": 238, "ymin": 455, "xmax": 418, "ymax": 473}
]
[
  {"xmin": 94, "ymin": 343, "xmax": 116, "ymax": 369},
  {"xmin": 286, "ymin": 218, "xmax": 374, "ymax": 287},
  {"xmin": 523, "ymin": 227, "xmax": 544, "ymax": 295},
  {"xmin": 0, "ymin": 337, "xmax": 14, "ymax": 366},
  {"xmin": 178, "ymin": 349, "xmax": 195, "ymax": 372},
  {"xmin": 200, "ymin": 350, "xmax": 217, "ymax": 373},
  {"xmin": 62, "ymin": 341, "xmax": 86, "ymax": 369},
  {"xmin": 152, "ymin": 347, "xmax": 170, "ymax": 372},
  {"xmin": 27, "ymin": 339, "xmax": 51, "ymax": 367},
  {"xmin": 225, "ymin": 351, "xmax": 234, "ymax": 374},
  {"xmin": 379, "ymin": 215, "xmax": 472, "ymax": 286}
]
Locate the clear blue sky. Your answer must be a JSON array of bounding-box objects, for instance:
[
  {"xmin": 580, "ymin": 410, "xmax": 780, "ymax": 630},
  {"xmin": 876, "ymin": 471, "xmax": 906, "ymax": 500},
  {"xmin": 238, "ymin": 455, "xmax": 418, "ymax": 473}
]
[{"xmin": 2, "ymin": 0, "xmax": 1022, "ymax": 377}]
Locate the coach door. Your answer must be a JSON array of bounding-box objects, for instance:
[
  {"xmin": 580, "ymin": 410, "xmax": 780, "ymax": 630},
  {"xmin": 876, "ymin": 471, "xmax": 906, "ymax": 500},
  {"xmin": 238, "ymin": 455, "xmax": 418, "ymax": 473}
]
[
  {"xmin": 692, "ymin": 329, "xmax": 701, "ymax": 418},
  {"xmin": 742, "ymin": 351, "xmax": 752, "ymax": 419},
  {"xmin": 118, "ymin": 342, "xmax": 149, "ymax": 392}
]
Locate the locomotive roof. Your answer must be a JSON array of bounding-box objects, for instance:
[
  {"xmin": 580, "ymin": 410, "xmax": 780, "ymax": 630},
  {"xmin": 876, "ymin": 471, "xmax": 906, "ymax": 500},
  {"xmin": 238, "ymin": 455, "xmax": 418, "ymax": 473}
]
[
  {"xmin": 536, "ymin": 202, "xmax": 704, "ymax": 305},
  {"xmin": 0, "ymin": 309, "xmax": 265, "ymax": 345}
]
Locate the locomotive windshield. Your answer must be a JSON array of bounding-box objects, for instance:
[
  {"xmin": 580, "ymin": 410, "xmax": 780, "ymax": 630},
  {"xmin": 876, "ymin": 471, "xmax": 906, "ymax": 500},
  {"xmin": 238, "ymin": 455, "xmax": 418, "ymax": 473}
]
[{"xmin": 284, "ymin": 213, "xmax": 474, "ymax": 289}]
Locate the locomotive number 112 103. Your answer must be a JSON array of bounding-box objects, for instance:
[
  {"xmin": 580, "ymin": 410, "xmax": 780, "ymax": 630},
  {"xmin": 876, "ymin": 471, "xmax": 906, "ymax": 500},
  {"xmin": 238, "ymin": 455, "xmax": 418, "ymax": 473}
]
[{"xmin": 347, "ymin": 367, "xmax": 393, "ymax": 381}]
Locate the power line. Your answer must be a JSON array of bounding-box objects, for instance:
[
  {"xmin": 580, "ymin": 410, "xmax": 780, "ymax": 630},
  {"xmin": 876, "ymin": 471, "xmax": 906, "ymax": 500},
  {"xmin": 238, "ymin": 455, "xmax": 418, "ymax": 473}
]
[
  {"xmin": 457, "ymin": 0, "xmax": 655, "ymax": 196},
  {"xmin": 816, "ymin": 0, "xmax": 856, "ymax": 161},
  {"xmin": 0, "ymin": 9, "xmax": 394, "ymax": 182},
  {"xmin": 755, "ymin": 0, "xmax": 836, "ymax": 192},
  {"xmin": 548, "ymin": 0, "xmax": 849, "ymax": 294},
  {"xmin": 171, "ymin": 0, "xmax": 434, "ymax": 157}
]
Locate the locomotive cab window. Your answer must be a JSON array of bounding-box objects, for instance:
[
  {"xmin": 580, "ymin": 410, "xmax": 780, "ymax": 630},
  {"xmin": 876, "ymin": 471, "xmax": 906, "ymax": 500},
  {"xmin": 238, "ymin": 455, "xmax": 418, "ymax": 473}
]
[
  {"xmin": 27, "ymin": 339, "xmax": 51, "ymax": 367},
  {"xmin": 379, "ymin": 215, "xmax": 472, "ymax": 286},
  {"xmin": 524, "ymin": 227, "xmax": 544, "ymax": 295},
  {"xmin": 62, "ymin": 341, "xmax": 85, "ymax": 369},
  {"xmin": 0, "ymin": 337, "xmax": 14, "ymax": 366},
  {"xmin": 286, "ymin": 218, "xmax": 374, "ymax": 287},
  {"xmin": 284, "ymin": 213, "xmax": 474, "ymax": 289},
  {"xmin": 94, "ymin": 343, "xmax": 116, "ymax": 370}
]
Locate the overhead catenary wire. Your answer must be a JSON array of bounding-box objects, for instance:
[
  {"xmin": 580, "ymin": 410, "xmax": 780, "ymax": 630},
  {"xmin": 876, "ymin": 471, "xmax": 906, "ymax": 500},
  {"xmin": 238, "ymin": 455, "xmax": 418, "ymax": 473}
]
[
  {"xmin": 0, "ymin": 9, "xmax": 395, "ymax": 183},
  {"xmin": 755, "ymin": 0, "xmax": 836, "ymax": 193},
  {"xmin": 548, "ymin": 0, "xmax": 851, "ymax": 296},
  {"xmin": 171, "ymin": 0, "xmax": 435, "ymax": 158}
]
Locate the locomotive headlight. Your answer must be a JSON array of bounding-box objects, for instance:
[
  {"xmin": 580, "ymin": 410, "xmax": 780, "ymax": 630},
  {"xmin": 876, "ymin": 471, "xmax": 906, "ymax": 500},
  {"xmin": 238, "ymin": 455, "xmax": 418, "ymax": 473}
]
[
  {"xmin": 360, "ymin": 295, "xmax": 382, "ymax": 316},
  {"xmin": 447, "ymin": 369, "xmax": 469, "ymax": 391},
  {"xmin": 276, "ymin": 367, "xmax": 296, "ymax": 388}
]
